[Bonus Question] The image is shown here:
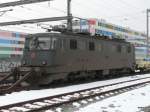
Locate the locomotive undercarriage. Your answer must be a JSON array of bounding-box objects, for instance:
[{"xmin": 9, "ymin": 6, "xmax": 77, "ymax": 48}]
[{"xmin": 14, "ymin": 66, "xmax": 133, "ymax": 86}]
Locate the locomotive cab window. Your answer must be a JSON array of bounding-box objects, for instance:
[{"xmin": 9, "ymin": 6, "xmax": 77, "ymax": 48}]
[
  {"xmin": 70, "ymin": 39, "xmax": 77, "ymax": 50},
  {"xmin": 28, "ymin": 36, "xmax": 58, "ymax": 50},
  {"xmin": 39, "ymin": 37, "xmax": 51, "ymax": 50},
  {"xmin": 29, "ymin": 37, "xmax": 51, "ymax": 50},
  {"xmin": 89, "ymin": 42, "xmax": 95, "ymax": 51}
]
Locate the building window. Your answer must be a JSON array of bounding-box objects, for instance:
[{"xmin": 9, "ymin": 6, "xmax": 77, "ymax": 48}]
[
  {"xmin": 89, "ymin": 42, "xmax": 95, "ymax": 51},
  {"xmin": 70, "ymin": 39, "xmax": 77, "ymax": 50},
  {"xmin": 12, "ymin": 33, "xmax": 16, "ymax": 37}
]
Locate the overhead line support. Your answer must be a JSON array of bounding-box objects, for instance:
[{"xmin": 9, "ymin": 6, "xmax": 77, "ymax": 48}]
[{"xmin": 67, "ymin": 0, "xmax": 72, "ymax": 31}]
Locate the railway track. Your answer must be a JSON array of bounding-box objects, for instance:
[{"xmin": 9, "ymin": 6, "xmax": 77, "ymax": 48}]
[
  {"xmin": 0, "ymin": 70, "xmax": 149, "ymax": 95},
  {"xmin": 0, "ymin": 77, "xmax": 150, "ymax": 112}
]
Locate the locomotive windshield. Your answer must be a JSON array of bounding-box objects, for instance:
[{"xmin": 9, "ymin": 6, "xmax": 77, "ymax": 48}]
[{"xmin": 25, "ymin": 36, "xmax": 57, "ymax": 50}]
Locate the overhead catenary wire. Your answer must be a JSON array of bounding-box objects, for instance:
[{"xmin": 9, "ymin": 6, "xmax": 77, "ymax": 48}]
[
  {"xmin": 0, "ymin": 0, "xmax": 144, "ymax": 22},
  {"xmin": 0, "ymin": 0, "xmax": 148, "ymax": 33},
  {"xmin": 19, "ymin": 5, "xmax": 66, "ymax": 17},
  {"xmin": 72, "ymin": 0, "xmax": 145, "ymax": 25},
  {"xmin": 0, "ymin": 2, "xmax": 66, "ymax": 31},
  {"xmin": 0, "ymin": 25, "xmax": 44, "ymax": 33},
  {"xmin": 0, "ymin": 14, "xmax": 47, "ymax": 32}
]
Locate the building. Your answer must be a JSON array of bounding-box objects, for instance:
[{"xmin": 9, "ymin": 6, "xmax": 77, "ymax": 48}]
[
  {"xmin": 0, "ymin": 30, "xmax": 26, "ymax": 59},
  {"xmin": 72, "ymin": 18, "xmax": 148, "ymax": 62},
  {"xmin": 0, "ymin": 30, "xmax": 26, "ymax": 72}
]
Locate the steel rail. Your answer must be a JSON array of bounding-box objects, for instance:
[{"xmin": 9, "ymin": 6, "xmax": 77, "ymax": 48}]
[
  {"xmin": 0, "ymin": 77, "xmax": 150, "ymax": 112},
  {"xmin": 29, "ymin": 81, "xmax": 148, "ymax": 112}
]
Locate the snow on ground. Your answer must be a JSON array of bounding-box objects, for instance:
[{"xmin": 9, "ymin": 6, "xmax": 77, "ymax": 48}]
[
  {"xmin": 77, "ymin": 84, "xmax": 150, "ymax": 112},
  {"xmin": 0, "ymin": 73, "xmax": 150, "ymax": 106}
]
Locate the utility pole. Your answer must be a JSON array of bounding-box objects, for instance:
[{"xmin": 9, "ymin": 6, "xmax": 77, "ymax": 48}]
[
  {"xmin": 147, "ymin": 9, "xmax": 150, "ymax": 58},
  {"xmin": 67, "ymin": 0, "xmax": 72, "ymax": 31}
]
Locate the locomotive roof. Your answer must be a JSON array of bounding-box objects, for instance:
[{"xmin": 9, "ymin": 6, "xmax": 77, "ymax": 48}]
[{"xmin": 27, "ymin": 32, "xmax": 131, "ymax": 44}]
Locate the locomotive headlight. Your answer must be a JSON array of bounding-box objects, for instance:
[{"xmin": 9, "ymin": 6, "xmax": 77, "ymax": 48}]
[{"xmin": 42, "ymin": 61, "xmax": 47, "ymax": 65}]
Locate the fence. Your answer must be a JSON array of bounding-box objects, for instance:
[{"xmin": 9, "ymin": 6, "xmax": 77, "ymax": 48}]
[{"xmin": 0, "ymin": 58, "xmax": 21, "ymax": 72}]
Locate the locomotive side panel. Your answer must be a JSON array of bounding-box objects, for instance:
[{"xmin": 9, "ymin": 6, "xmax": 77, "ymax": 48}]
[
  {"xmin": 20, "ymin": 33, "xmax": 135, "ymax": 85},
  {"xmin": 49, "ymin": 34, "xmax": 135, "ymax": 74}
]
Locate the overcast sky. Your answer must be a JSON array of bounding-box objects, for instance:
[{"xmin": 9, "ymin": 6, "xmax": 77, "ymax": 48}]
[{"xmin": 0, "ymin": 0, "xmax": 149, "ymax": 33}]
